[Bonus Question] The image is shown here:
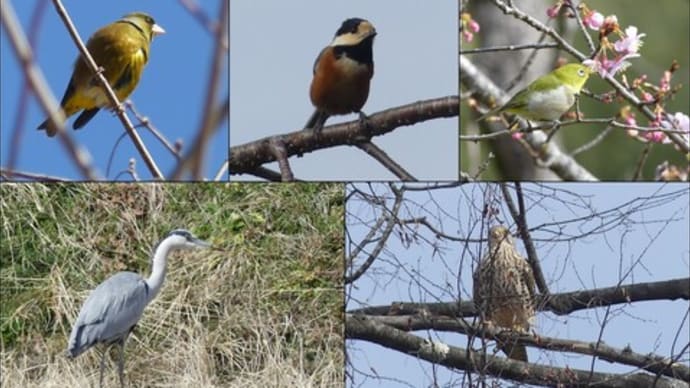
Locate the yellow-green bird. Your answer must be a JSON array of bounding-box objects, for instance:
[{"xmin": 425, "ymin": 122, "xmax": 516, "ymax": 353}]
[
  {"xmin": 477, "ymin": 63, "xmax": 592, "ymax": 123},
  {"xmin": 37, "ymin": 12, "xmax": 165, "ymax": 136}
]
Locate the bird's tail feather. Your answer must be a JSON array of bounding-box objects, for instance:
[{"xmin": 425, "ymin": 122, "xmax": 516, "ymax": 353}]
[
  {"xmin": 501, "ymin": 343, "xmax": 528, "ymax": 362},
  {"xmin": 73, "ymin": 108, "xmax": 100, "ymax": 130},
  {"xmin": 37, "ymin": 118, "xmax": 59, "ymax": 137}
]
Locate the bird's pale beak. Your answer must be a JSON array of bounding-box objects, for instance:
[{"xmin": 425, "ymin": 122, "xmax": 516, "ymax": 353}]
[
  {"xmin": 190, "ymin": 237, "xmax": 212, "ymax": 249},
  {"xmin": 152, "ymin": 24, "xmax": 166, "ymax": 36}
]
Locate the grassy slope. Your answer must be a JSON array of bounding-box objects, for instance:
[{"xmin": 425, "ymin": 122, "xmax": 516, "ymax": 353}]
[{"xmin": 0, "ymin": 183, "xmax": 344, "ymax": 387}]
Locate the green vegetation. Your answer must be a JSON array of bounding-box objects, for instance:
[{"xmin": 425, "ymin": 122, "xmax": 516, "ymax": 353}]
[{"xmin": 1, "ymin": 183, "xmax": 344, "ymax": 387}]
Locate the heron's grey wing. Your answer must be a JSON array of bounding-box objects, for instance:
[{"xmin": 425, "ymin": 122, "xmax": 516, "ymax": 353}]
[{"xmin": 67, "ymin": 272, "xmax": 149, "ymax": 357}]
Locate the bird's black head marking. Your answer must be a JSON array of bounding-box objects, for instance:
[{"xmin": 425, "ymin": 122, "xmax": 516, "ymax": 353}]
[
  {"xmin": 336, "ymin": 18, "xmax": 366, "ymax": 36},
  {"xmin": 168, "ymin": 229, "xmax": 193, "ymax": 240}
]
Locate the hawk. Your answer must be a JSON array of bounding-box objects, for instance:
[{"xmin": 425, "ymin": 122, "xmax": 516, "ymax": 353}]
[{"xmin": 473, "ymin": 225, "xmax": 536, "ymax": 362}]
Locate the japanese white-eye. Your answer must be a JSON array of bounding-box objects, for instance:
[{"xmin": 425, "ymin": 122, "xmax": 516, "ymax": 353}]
[{"xmin": 478, "ymin": 63, "xmax": 592, "ymax": 122}]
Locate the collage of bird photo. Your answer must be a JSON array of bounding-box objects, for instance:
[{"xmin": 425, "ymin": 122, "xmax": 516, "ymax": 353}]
[{"xmin": 0, "ymin": 1, "xmax": 688, "ymax": 388}]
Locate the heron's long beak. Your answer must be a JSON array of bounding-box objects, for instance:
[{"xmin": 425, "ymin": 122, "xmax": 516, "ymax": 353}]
[{"xmin": 192, "ymin": 238, "xmax": 212, "ymax": 249}]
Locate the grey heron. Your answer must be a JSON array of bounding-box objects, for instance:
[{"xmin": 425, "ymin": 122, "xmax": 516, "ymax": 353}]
[{"xmin": 66, "ymin": 229, "xmax": 211, "ymax": 387}]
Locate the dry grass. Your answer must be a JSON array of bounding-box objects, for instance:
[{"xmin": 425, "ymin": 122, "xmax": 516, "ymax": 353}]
[{"xmin": 0, "ymin": 183, "xmax": 344, "ymax": 387}]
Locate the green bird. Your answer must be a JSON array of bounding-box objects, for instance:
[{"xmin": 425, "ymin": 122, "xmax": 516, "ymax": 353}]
[
  {"xmin": 477, "ymin": 63, "xmax": 592, "ymax": 123},
  {"xmin": 37, "ymin": 12, "xmax": 165, "ymax": 137}
]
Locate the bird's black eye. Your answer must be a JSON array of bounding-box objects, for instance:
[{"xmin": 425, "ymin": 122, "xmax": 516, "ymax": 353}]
[{"xmin": 578, "ymin": 69, "xmax": 585, "ymax": 76}]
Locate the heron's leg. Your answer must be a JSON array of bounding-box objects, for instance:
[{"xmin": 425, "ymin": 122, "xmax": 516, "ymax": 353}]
[
  {"xmin": 118, "ymin": 338, "xmax": 126, "ymax": 387},
  {"xmin": 99, "ymin": 345, "xmax": 109, "ymax": 388}
]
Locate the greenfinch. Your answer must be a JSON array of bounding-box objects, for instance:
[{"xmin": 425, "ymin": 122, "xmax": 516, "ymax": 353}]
[{"xmin": 37, "ymin": 12, "xmax": 165, "ymax": 136}]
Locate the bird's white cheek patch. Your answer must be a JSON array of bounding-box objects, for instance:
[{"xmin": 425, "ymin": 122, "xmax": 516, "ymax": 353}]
[{"xmin": 331, "ymin": 33, "xmax": 360, "ymax": 47}]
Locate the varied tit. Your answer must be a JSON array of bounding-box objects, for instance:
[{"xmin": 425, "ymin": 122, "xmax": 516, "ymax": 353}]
[
  {"xmin": 37, "ymin": 12, "xmax": 165, "ymax": 137},
  {"xmin": 304, "ymin": 18, "xmax": 376, "ymax": 133}
]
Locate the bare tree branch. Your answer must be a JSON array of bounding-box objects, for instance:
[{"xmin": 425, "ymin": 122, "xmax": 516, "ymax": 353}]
[
  {"xmin": 347, "ymin": 314, "xmax": 687, "ymax": 388},
  {"xmin": 346, "ymin": 184, "xmax": 404, "ymax": 284},
  {"xmin": 351, "ymin": 314, "xmax": 690, "ymax": 381},
  {"xmin": 229, "ymin": 96, "xmax": 459, "ymax": 178},
  {"xmin": 0, "ymin": 1, "xmax": 100, "ymax": 180},
  {"xmin": 349, "ymin": 277, "xmax": 690, "ymax": 317},
  {"xmin": 501, "ymin": 182, "xmax": 551, "ymax": 296},
  {"xmin": 356, "ymin": 141, "xmax": 417, "ymax": 181}
]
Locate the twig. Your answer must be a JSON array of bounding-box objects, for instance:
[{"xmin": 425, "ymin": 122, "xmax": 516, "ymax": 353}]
[
  {"xmin": 1, "ymin": 0, "xmax": 100, "ymax": 180},
  {"xmin": 0, "ymin": 168, "xmax": 69, "ymax": 181},
  {"xmin": 461, "ymin": 42, "xmax": 559, "ymax": 54},
  {"xmin": 268, "ymin": 138, "xmax": 294, "ymax": 181},
  {"xmin": 213, "ymin": 160, "xmax": 228, "ymax": 181},
  {"xmin": 346, "ymin": 184, "xmax": 404, "ymax": 284},
  {"xmin": 170, "ymin": 0, "xmax": 229, "ymax": 180},
  {"xmin": 356, "ymin": 141, "xmax": 417, "ymax": 181},
  {"xmin": 126, "ymin": 101, "xmax": 180, "ymax": 159},
  {"xmin": 500, "ymin": 183, "xmax": 550, "ymax": 296}
]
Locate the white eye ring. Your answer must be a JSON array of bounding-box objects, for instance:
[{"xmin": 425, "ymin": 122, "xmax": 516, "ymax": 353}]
[{"xmin": 578, "ymin": 69, "xmax": 586, "ymax": 76}]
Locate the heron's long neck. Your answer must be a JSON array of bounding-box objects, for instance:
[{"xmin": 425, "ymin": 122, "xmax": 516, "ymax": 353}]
[{"xmin": 146, "ymin": 242, "xmax": 172, "ymax": 303}]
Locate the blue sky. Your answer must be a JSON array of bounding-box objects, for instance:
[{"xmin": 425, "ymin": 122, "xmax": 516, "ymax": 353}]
[
  {"xmin": 346, "ymin": 183, "xmax": 689, "ymax": 387},
  {"xmin": 1, "ymin": 1, "xmax": 228, "ymax": 180},
  {"xmin": 230, "ymin": 0, "xmax": 458, "ymax": 181}
]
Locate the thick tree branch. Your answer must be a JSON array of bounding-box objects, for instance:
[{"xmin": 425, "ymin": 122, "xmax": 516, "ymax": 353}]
[
  {"xmin": 229, "ymin": 96, "xmax": 458, "ymax": 177},
  {"xmin": 349, "ymin": 277, "xmax": 689, "ymax": 317},
  {"xmin": 347, "ymin": 314, "xmax": 687, "ymax": 387},
  {"xmin": 353, "ymin": 314, "xmax": 689, "ymax": 381}
]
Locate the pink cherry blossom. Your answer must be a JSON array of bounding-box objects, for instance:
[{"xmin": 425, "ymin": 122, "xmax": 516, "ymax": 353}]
[
  {"xmin": 583, "ymin": 11, "xmax": 604, "ymax": 30},
  {"xmin": 614, "ymin": 26, "xmax": 646, "ymax": 55}
]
